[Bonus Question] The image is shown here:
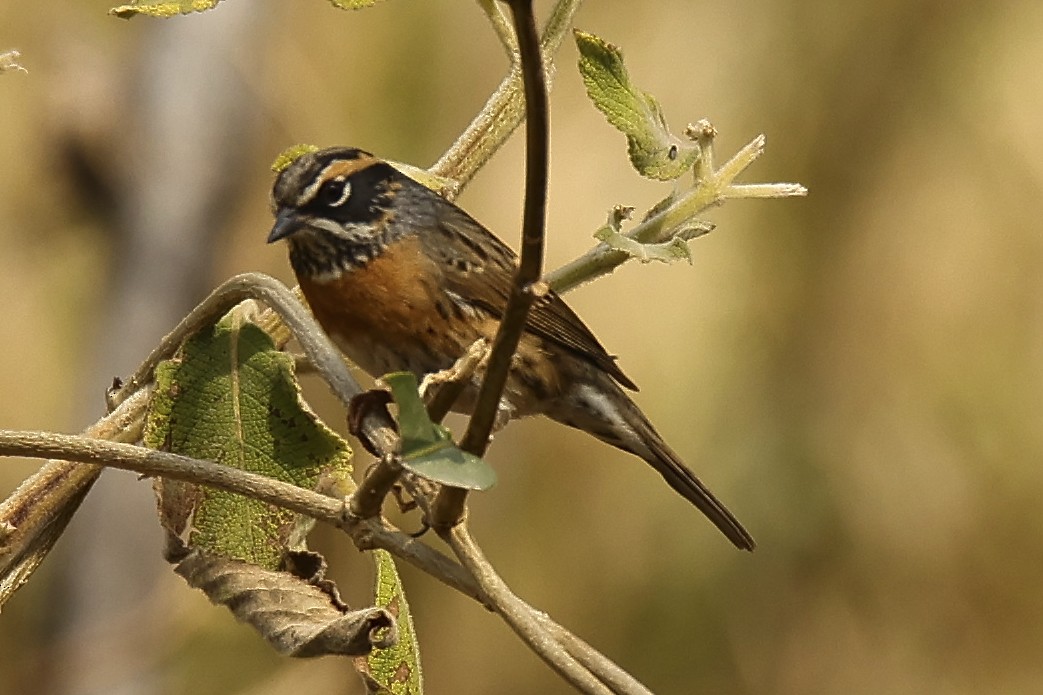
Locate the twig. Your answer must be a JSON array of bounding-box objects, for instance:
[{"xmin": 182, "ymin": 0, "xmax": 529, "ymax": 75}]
[
  {"xmin": 534, "ymin": 614, "xmax": 655, "ymax": 695},
  {"xmin": 446, "ymin": 524, "xmax": 615, "ymax": 695},
  {"xmin": 111, "ymin": 274, "xmax": 347, "ymax": 407},
  {"xmin": 349, "ymin": 454, "xmax": 403, "ymax": 520},
  {"xmin": 421, "ymin": 338, "xmax": 489, "ymax": 424},
  {"xmin": 547, "ymin": 128, "xmax": 807, "ymax": 294},
  {"xmin": 476, "ymin": 0, "xmax": 518, "ymax": 55},
  {"xmin": 1, "ymin": 426, "xmax": 652, "ymax": 692},
  {"xmin": 432, "ymin": 0, "xmax": 550, "ymax": 529},
  {"xmin": 435, "ymin": 5, "xmax": 644, "ymax": 693},
  {"xmin": 108, "ymin": 273, "xmax": 399, "ymax": 458},
  {"xmin": 429, "ymin": 0, "xmax": 580, "ymax": 189},
  {"xmin": 0, "ymin": 430, "xmax": 485, "ymax": 606},
  {"xmin": 0, "ymin": 387, "xmax": 151, "ymax": 605},
  {"xmin": 458, "ymin": 0, "xmax": 549, "ymax": 449}
]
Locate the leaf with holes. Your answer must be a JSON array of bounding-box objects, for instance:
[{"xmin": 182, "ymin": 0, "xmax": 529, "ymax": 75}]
[
  {"xmin": 575, "ymin": 30, "xmax": 699, "ymax": 180},
  {"xmin": 145, "ymin": 311, "xmax": 353, "ymax": 570}
]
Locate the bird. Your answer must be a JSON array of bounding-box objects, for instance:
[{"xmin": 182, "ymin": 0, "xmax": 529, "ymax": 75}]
[{"xmin": 267, "ymin": 146, "xmax": 755, "ymax": 550}]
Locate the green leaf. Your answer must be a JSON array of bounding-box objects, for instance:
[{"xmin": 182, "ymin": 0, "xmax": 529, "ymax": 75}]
[
  {"xmin": 575, "ymin": 30, "xmax": 699, "ymax": 180},
  {"xmin": 110, "ymin": 0, "xmax": 224, "ymax": 18},
  {"xmin": 328, "ymin": 0, "xmax": 390, "ymax": 8},
  {"xmin": 383, "ymin": 372, "xmax": 496, "ymax": 491},
  {"xmin": 145, "ymin": 312, "xmax": 353, "ymax": 570},
  {"xmin": 270, "ymin": 147, "xmax": 459, "ymax": 198},
  {"xmin": 271, "ymin": 144, "xmax": 319, "ymax": 174},
  {"xmin": 594, "ymin": 205, "xmax": 693, "ymax": 265},
  {"xmin": 362, "ymin": 550, "xmax": 423, "ymax": 694}
]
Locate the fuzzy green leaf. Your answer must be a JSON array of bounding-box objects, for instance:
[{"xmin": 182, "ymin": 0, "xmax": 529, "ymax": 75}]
[
  {"xmin": 361, "ymin": 550, "xmax": 423, "ymax": 694},
  {"xmin": 383, "ymin": 372, "xmax": 496, "ymax": 491},
  {"xmin": 271, "ymin": 144, "xmax": 320, "ymax": 174},
  {"xmin": 110, "ymin": 0, "xmax": 223, "ymax": 18},
  {"xmin": 145, "ymin": 313, "xmax": 353, "ymax": 570},
  {"xmin": 575, "ymin": 30, "xmax": 699, "ymax": 180}
]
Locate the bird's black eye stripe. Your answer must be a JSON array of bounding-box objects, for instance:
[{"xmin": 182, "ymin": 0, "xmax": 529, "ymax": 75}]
[{"xmin": 318, "ymin": 176, "xmax": 352, "ymax": 208}]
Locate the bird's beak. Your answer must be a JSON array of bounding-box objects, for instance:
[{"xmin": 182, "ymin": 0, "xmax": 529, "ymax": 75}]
[{"xmin": 267, "ymin": 208, "xmax": 303, "ymax": 243}]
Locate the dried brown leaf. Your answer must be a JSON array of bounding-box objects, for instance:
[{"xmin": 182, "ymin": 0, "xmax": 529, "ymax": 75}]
[{"xmin": 175, "ymin": 548, "xmax": 397, "ymax": 657}]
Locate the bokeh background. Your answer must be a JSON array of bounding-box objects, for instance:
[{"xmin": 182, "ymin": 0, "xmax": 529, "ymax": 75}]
[{"xmin": 2, "ymin": 1, "xmax": 1042, "ymax": 693}]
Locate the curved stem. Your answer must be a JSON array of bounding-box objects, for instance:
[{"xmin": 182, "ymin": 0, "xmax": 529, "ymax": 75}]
[
  {"xmin": 434, "ymin": 0, "xmax": 550, "ymax": 531},
  {"xmin": 0, "ymin": 429, "xmax": 483, "ymax": 606},
  {"xmin": 429, "ymin": 0, "xmax": 581, "ymax": 189},
  {"xmin": 108, "ymin": 272, "xmax": 400, "ymax": 459},
  {"xmin": 445, "ymin": 524, "xmax": 615, "ymax": 695}
]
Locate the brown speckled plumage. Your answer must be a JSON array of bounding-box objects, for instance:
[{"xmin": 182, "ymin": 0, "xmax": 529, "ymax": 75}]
[{"xmin": 268, "ymin": 146, "xmax": 754, "ymax": 550}]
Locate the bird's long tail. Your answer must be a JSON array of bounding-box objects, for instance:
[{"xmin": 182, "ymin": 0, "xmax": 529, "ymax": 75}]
[{"xmin": 551, "ymin": 380, "xmax": 755, "ymax": 551}]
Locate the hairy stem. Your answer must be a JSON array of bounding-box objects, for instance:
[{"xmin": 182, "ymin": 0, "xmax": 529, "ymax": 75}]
[{"xmin": 430, "ymin": 0, "xmax": 581, "ymax": 189}]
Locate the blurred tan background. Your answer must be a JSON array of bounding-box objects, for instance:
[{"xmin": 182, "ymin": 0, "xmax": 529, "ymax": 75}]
[{"xmin": 2, "ymin": 1, "xmax": 1042, "ymax": 693}]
